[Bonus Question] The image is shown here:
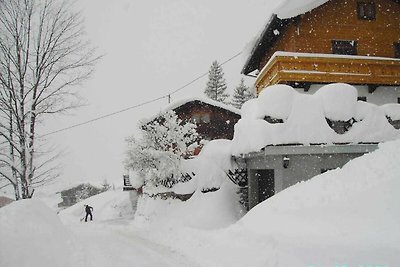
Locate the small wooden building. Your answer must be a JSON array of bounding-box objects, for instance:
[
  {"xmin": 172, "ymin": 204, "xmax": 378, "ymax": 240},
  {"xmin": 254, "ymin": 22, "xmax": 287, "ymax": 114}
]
[
  {"xmin": 150, "ymin": 97, "xmax": 241, "ymax": 154},
  {"xmin": 170, "ymin": 97, "xmax": 241, "ymax": 142},
  {"xmin": 242, "ymin": 0, "xmax": 400, "ymax": 101}
]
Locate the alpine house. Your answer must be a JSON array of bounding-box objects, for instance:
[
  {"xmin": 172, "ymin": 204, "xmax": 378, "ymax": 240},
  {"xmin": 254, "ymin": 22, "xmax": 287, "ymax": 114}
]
[{"xmin": 242, "ymin": 0, "xmax": 400, "ymax": 104}]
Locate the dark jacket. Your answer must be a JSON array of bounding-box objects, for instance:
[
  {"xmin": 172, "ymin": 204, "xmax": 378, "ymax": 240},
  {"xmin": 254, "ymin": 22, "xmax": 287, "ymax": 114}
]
[{"xmin": 85, "ymin": 205, "xmax": 93, "ymax": 213}]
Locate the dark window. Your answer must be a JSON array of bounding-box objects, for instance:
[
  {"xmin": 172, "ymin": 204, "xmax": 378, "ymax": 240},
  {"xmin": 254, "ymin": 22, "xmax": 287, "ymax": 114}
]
[
  {"xmin": 255, "ymin": 169, "xmax": 275, "ymax": 203},
  {"xmin": 357, "ymin": 1, "xmax": 376, "ymax": 20},
  {"xmin": 398, "ymin": 97, "xmax": 400, "ymax": 104},
  {"xmin": 332, "ymin": 40, "xmax": 358, "ymax": 55},
  {"xmin": 395, "ymin": 43, "xmax": 400, "ymax": 58},
  {"xmin": 357, "ymin": 96, "xmax": 367, "ymax": 102}
]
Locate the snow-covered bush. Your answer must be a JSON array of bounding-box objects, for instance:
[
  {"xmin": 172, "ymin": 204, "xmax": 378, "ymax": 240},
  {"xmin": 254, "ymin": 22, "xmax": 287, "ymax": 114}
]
[{"xmin": 124, "ymin": 110, "xmax": 198, "ymax": 188}]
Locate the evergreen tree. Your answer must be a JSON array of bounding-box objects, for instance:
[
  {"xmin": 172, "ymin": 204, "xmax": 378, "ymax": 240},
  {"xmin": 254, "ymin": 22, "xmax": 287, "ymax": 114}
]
[
  {"xmin": 231, "ymin": 78, "xmax": 254, "ymax": 109},
  {"xmin": 204, "ymin": 61, "xmax": 229, "ymax": 103}
]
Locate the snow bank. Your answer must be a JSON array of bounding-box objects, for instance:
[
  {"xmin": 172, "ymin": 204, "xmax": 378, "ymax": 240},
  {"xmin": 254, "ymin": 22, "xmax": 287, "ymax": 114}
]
[
  {"xmin": 233, "ymin": 83, "xmax": 400, "ymax": 154},
  {"xmin": 191, "ymin": 139, "xmax": 235, "ymax": 191},
  {"xmin": 135, "ymin": 181, "xmax": 240, "ymax": 230},
  {"xmin": 141, "ymin": 139, "xmax": 400, "ymax": 267},
  {"xmin": 0, "ymin": 200, "xmax": 76, "ymax": 267},
  {"xmin": 133, "ymin": 138, "xmax": 243, "ymax": 230},
  {"xmin": 229, "ymin": 139, "xmax": 400, "ymax": 266},
  {"xmin": 59, "ymin": 190, "xmax": 134, "ymax": 224}
]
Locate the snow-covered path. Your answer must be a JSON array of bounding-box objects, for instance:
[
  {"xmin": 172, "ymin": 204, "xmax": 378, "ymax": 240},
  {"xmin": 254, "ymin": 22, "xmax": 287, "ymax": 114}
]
[{"xmin": 68, "ymin": 219, "xmax": 200, "ymax": 267}]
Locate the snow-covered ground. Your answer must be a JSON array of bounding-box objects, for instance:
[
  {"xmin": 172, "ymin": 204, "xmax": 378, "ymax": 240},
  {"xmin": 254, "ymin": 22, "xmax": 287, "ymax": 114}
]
[{"xmin": 1, "ymin": 139, "xmax": 400, "ymax": 266}]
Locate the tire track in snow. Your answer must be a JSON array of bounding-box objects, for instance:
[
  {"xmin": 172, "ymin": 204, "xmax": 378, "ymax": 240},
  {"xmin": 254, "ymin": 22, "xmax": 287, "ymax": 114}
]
[{"xmin": 68, "ymin": 221, "xmax": 201, "ymax": 267}]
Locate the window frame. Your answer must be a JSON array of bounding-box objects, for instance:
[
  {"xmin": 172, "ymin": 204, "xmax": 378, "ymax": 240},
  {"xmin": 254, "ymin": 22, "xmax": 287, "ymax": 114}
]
[
  {"xmin": 332, "ymin": 40, "xmax": 358, "ymax": 55},
  {"xmin": 357, "ymin": 1, "xmax": 376, "ymax": 21},
  {"xmin": 394, "ymin": 42, "xmax": 400, "ymax": 59}
]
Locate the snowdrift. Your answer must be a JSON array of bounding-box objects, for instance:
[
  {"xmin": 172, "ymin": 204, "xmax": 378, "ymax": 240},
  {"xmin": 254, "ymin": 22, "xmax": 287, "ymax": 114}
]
[
  {"xmin": 228, "ymin": 139, "xmax": 400, "ymax": 266},
  {"xmin": 135, "ymin": 181, "xmax": 241, "ymax": 230},
  {"xmin": 0, "ymin": 200, "xmax": 77, "ymax": 267},
  {"xmin": 140, "ymin": 139, "xmax": 400, "ymax": 266}
]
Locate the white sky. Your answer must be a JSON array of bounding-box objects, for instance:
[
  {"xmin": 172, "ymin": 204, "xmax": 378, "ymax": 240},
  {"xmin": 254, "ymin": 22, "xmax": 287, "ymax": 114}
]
[{"xmin": 40, "ymin": 0, "xmax": 281, "ymax": 190}]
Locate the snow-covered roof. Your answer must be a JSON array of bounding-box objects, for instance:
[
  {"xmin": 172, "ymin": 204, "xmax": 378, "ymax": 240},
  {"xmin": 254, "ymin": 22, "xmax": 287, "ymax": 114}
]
[
  {"xmin": 242, "ymin": 0, "xmax": 332, "ymax": 74},
  {"xmin": 274, "ymin": 0, "xmax": 329, "ymax": 19},
  {"xmin": 168, "ymin": 96, "xmax": 240, "ymax": 115},
  {"xmin": 231, "ymin": 83, "xmax": 400, "ymax": 155},
  {"xmin": 146, "ymin": 96, "xmax": 241, "ymax": 123}
]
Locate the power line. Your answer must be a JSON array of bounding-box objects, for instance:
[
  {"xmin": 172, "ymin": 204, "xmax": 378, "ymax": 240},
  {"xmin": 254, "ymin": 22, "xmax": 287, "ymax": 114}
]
[
  {"xmin": 40, "ymin": 96, "xmax": 166, "ymax": 137},
  {"xmin": 41, "ymin": 50, "xmax": 244, "ymax": 137}
]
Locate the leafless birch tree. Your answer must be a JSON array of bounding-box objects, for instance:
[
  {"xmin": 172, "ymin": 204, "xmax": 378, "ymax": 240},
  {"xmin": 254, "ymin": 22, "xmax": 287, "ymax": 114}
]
[{"xmin": 0, "ymin": 0, "xmax": 99, "ymax": 199}]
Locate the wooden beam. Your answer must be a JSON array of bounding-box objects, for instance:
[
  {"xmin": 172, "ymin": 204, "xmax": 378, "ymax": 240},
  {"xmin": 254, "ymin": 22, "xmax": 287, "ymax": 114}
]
[{"xmin": 255, "ymin": 53, "xmax": 400, "ymax": 91}]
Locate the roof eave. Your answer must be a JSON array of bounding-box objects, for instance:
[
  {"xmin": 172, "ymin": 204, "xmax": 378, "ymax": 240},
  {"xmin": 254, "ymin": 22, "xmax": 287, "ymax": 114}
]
[{"xmin": 241, "ymin": 14, "xmax": 288, "ymax": 75}]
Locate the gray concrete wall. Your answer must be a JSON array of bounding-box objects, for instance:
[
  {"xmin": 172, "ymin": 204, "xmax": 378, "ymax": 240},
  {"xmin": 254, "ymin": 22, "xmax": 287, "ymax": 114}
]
[{"xmin": 247, "ymin": 152, "xmax": 365, "ymax": 209}]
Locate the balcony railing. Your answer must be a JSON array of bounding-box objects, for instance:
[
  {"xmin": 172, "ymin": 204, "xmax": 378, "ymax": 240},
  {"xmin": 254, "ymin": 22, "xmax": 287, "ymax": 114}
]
[{"xmin": 255, "ymin": 52, "xmax": 400, "ymax": 94}]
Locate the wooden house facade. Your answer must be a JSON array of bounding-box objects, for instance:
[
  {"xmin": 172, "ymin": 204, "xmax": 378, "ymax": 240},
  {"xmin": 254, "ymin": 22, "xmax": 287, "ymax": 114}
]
[
  {"xmin": 172, "ymin": 99, "xmax": 241, "ymax": 141},
  {"xmin": 242, "ymin": 0, "xmax": 400, "ymax": 100},
  {"xmin": 151, "ymin": 97, "xmax": 241, "ymax": 155}
]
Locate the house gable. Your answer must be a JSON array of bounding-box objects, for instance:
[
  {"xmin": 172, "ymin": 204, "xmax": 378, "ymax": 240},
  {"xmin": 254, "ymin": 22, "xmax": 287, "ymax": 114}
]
[
  {"xmin": 173, "ymin": 100, "xmax": 241, "ymax": 141},
  {"xmin": 243, "ymin": 0, "xmax": 400, "ymax": 75}
]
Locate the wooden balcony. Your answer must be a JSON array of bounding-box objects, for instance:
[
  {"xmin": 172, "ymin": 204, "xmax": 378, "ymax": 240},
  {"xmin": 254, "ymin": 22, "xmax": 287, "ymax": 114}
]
[{"xmin": 255, "ymin": 52, "xmax": 400, "ymax": 94}]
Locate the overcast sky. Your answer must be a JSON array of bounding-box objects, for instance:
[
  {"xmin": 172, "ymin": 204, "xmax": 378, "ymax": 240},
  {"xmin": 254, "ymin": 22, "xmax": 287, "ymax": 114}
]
[{"xmin": 39, "ymin": 0, "xmax": 281, "ymax": 191}]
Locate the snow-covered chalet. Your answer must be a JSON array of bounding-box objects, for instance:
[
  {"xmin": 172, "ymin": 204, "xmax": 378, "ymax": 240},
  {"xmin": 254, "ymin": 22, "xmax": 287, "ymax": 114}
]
[
  {"xmin": 242, "ymin": 0, "xmax": 400, "ymax": 104},
  {"xmin": 153, "ymin": 97, "xmax": 241, "ymax": 155}
]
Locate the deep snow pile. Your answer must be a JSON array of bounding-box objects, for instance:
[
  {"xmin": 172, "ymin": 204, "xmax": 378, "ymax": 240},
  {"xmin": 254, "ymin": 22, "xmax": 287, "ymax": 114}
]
[
  {"xmin": 135, "ymin": 180, "xmax": 242, "ymax": 230},
  {"xmin": 232, "ymin": 83, "xmax": 400, "ymax": 154},
  {"xmin": 2, "ymin": 139, "xmax": 400, "ymax": 266},
  {"xmin": 176, "ymin": 139, "xmax": 236, "ymax": 193},
  {"xmin": 139, "ymin": 139, "xmax": 400, "ymax": 267},
  {"xmin": 0, "ymin": 200, "xmax": 78, "ymax": 267}
]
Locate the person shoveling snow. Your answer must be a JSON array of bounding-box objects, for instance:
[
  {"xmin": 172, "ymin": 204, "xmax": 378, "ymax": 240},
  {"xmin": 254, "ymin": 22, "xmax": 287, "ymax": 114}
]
[{"xmin": 84, "ymin": 204, "xmax": 93, "ymax": 222}]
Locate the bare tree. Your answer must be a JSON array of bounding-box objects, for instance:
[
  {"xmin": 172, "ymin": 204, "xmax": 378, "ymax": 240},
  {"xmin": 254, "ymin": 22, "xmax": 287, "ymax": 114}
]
[{"xmin": 0, "ymin": 0, "xmax": 99, "ymax": 199}]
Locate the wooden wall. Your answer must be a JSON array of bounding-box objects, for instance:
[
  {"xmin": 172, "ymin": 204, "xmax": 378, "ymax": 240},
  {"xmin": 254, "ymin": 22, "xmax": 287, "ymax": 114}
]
[
  {"xmin": 260, "ymin": 0, "xmax": 400, "ymax": 69},
  {"xmin": 174, "ymin": 101, "xmax": 240, "ymax": 141}
]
